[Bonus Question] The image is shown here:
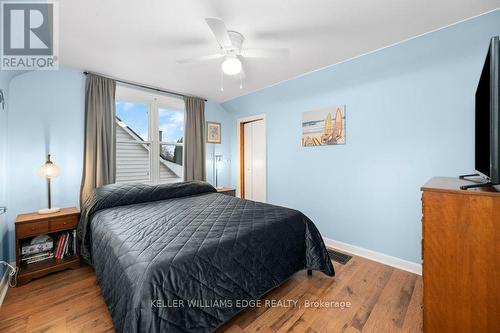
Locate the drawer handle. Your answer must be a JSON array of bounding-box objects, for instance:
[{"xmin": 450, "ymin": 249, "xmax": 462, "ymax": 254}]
[
  {"xmin": 63, "ymin": 222, "xmax": 67, "ymax": 225},
  {"xmin": 31, "ymin": 227, "xmax": 35, "ymax": 231}
]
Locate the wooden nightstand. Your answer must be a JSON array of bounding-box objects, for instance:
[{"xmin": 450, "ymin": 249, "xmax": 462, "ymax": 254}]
[
  {"xmin": 15, "ymin": 207, "xmax": 80, "ymax": 285},
  {"xmin": 216, "ymin": 187, "xmax": 236, "ymax": 197}
]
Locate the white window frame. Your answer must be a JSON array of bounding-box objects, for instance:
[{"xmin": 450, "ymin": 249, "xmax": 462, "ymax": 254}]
[{"xmin": 115, "ymin": 85, "xmax": 185, "ymax": 184}]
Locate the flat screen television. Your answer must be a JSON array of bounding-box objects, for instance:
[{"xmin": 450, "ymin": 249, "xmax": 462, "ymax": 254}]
[{"xmin": 475, "ymin": 36, "xmax": 500, "ymax": 185}]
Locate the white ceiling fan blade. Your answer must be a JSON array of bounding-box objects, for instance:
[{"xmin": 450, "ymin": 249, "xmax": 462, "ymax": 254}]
[
  {"xmin": 205, "ymin": 18, "xmax": 232, "ymax": 48},
  {"xmin": 241, "ymin": 48, "xmax": 290, "ymax": 58},
  {"xmin": 176, "ymin": 54, "xmax": 223, "ymax": 64}
]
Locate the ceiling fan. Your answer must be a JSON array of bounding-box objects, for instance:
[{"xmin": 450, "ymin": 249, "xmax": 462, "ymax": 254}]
[{"xmin": 176, "ymin": 18, "xmax": 290, "ymax": 78}]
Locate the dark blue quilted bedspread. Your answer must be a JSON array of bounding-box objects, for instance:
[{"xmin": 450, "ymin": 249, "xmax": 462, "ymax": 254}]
[{"xmin": 77, "ymin": 182, "xmax": 334, "ymax": 333}]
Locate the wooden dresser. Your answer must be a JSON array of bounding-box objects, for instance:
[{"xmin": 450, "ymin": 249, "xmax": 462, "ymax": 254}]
[
  {"xmin": 421, "ymin": 177, "xmax": 500, "ymax": 333},
  {"xmin": 216, "ymin": 187, "xmax": 236, "ymax": 197}
]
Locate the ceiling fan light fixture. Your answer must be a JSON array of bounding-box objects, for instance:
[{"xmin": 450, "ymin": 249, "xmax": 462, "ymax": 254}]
[{"xmin": 221, "ymin": 56, "xmax": 242, "ymax": 75}]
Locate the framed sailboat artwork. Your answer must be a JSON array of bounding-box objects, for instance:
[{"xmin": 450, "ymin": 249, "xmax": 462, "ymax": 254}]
[{"xmin": 302, "ymin": 105, "xmax": 346, "ymax": 147}]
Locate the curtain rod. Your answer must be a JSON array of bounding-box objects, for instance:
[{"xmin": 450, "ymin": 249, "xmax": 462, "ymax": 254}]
[{"xmin": 83, "ymin": 71, "xmax": 207, "ymax": 102}]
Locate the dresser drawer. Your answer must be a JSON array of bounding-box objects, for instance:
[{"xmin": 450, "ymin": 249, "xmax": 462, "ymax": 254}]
[
  {"xmin": 17, "ymin": 220, "xmax": 49, "ymax": 238},
  {"xmin": 49, "ymin": 216, "xmax": 78, "ymax": 232}
]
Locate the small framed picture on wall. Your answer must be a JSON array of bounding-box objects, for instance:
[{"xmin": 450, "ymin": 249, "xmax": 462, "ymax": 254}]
[{"xmin": 206, "ymin": 121, "xmax": 221, "ymax": 144}]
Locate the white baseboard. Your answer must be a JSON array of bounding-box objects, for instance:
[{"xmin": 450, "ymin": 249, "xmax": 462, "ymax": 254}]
[{"xmin": 323, "ymin": 237, "xmax": 422, "ymax": 275}]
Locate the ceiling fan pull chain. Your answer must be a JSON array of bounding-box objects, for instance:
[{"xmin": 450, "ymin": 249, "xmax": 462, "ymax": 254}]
[{"xmin": 240, "ymin": 71, "xmax": 243, "ymax": 89}]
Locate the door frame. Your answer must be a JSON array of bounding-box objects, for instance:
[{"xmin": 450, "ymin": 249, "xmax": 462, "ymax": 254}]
[{"xmin": 236, "ymin": 114, "xmax": 267, "ymax": 201}]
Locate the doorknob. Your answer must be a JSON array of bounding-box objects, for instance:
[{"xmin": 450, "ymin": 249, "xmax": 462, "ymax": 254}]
[{"xmin": 0, "ymin": 207, "xmax": 6, "ymax": 215}]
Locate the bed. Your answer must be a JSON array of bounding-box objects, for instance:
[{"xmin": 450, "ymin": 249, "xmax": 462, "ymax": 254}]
[{"xmin": 77, "ymin": 181, "xmax": 334, "ymax": 333}]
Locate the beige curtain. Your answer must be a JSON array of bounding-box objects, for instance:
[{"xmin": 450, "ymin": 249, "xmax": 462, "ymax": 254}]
[
  {"xmin": 80, "ymin": 74, "xmax": 116, "ymax": 206},
  {"xmin": 183, "ymin": 96, "xmax": 206, "ymax": 181}
]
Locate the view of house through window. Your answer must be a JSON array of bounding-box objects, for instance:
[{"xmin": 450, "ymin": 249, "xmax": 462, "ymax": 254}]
[
  {"xmin": 159, "ymin": 108, "xmax": 184, "ymax": 182},
  {"xmin": 115, "ymin": 86, "xmax": 185, "ymax": 183}
]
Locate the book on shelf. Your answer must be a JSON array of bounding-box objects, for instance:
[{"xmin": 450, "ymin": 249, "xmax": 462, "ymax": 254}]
[
  {"xmin": 54, "ymin": 234, "xmax": 61, "ymax": 259},
  {"xmin": 22, "ymin": 251, "xmax": 51, "ymax": 260},
  {"xmin": 27, "ymin": 255, "xmax": 54, "ymax": 264},
  {"xmin": 21, "ymin": 250, "xmax": 54, "ymax": 264},
  {"xmin": 54, "ymin": 230, "xmax": 77, "ymax": 260},
  {"xmin": 55, "ymin": 233, "xmax": 65, "ymax": 259},
  {"xmin": 62, "ymin": 232, "xmax": 69, "ymax": 259},
  {"xmin": 22, "ymin": 230, "xmax": 78, "ymax": 265},
  {"xmin": 26, "ymin": 253, "xmax": 54, "ymax": 264},
  {"xmin": 21, "ymin": 240, "xmax": 53, "ymax": 256}
]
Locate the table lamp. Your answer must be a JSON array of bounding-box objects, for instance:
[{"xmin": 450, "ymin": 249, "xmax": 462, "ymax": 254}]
[
  {"xmin": 215, "ymin": 154, "xmax": 223, "ymax": 188},
  {"xmin": 37, "ymin": 154, "xmax": 60, "ymax": 215}
]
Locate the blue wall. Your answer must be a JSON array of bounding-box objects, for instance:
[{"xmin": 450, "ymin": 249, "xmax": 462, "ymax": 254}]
[
  {"xmin": 4, "ymin": 70, "xmax": 85, "ymax": 262},
  {"xmin": 223, "ymin": 10, "xmax": 500, "ymax": 263},
  {"xmin": 0, "ymin": 70, "xmax": 24, "ymax": 268},
  {"xmin": 205, "ymin": 101, "xmax": 235, "ymax": 188}
]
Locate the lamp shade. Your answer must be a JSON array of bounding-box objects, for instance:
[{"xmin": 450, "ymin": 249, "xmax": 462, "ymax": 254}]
[
  {"xmin": 221, "ymin": 56, "xmax": 242, "ymax": 75},
  {"xmin": 37, "ymin": 155, "xmax": 60, "ymax": 179}
]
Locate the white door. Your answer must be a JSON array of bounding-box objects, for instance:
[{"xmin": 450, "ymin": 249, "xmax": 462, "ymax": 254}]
[{"xmin": 243, "ymin": 119, "xmax": 266, "ymax": 202}]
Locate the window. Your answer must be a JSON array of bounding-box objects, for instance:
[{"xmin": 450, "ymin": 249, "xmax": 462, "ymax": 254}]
[
  {"xmin": 158, "ymin": 108, "xmax": 184, "ymax": 182},
  {"xmin": 116, "ymin": 102, "xmax": 151, "ymax": 182},
  {"xmin": 115, "ymin": 85, "xmax": 185, "ymax": 183}
]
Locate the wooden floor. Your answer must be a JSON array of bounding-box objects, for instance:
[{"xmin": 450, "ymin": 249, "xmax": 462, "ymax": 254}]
[{"xmin": 0, "ymin": 254, "xmax": 422, "ymax": 333}]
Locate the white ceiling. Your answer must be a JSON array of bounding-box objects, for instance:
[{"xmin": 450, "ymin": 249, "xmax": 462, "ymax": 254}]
[{"xmin": 59, "ymin": 1, "xmax": 500, "ymax": 102}]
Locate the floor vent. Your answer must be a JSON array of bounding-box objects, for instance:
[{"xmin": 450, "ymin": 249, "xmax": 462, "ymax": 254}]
[{"xmin": 327, "ymin": 249, "xmax": 352, "ymax": 265}]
